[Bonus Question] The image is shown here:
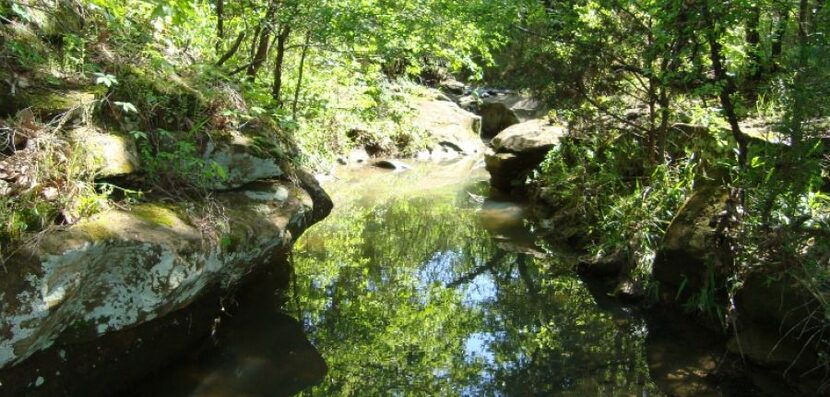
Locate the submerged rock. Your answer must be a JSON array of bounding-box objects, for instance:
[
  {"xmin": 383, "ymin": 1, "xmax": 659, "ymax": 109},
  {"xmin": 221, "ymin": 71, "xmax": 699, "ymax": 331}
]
[
  {"xmin": 125, "ymin": 308, "xmax": 327, "ymax": 396},
  {"xmin": 373, "ymin": 159, "xmax": 412, "ymax": 171}
]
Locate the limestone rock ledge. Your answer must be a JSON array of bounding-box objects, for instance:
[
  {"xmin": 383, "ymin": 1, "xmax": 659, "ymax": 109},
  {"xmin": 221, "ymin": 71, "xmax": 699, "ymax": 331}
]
[{"xmin": 0, "ymin": 178, "xmax": 331, "ymax": 373}]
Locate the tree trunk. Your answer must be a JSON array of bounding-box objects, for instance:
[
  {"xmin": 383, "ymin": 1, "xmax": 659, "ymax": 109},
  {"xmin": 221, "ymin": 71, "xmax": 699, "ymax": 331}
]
[
  {"xmin": 246, "ymin": 0, "xmax": 278, "ymax": 81},
  {"xmin": 248, "ymin": 25, "xmax": 261, "ymax": 62},
  {"xmin": 769, "ymin": 7, "xmax": 788, "ymax": 73},
  {"xmin": 703, "ymin": 3, "xmax": 747, "ymax": 168},
  {"xmin": 292, "ymin": 31, "xmax": 311, "ymax": 118},
  {"xmin": 745, "ymin": 5, "xmax": 762, "ymax": 92},
  {"xmin": 216, "ymin": 31, "xmax": 245, "ymax": 66},
  {"xmin": 799, "ymin": 0, "xmax": 810, "ymax": 38},
  {"xmin": 216, "ymin": 0, "xmax": 224, "ymax": 39},
  {"xmin": 271, "ymin": 25, "xmax": 291, "ymax": 104},
  {"xmin": 790, "ymin": 0, "xmax": 811, "ymax": 147}
]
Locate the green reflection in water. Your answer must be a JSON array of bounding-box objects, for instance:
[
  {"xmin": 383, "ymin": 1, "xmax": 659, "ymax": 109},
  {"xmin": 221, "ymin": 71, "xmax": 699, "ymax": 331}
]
[{"xmin": 289, "ymin": 161, "xmax": 662, "ymax": 396}]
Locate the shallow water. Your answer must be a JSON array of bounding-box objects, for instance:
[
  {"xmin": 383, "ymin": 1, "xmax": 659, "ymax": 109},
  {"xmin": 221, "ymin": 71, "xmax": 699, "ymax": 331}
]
[
  {"xmin": 287, "ymin": 158, "xmax": 664, "ymax": 396},
  {"xmin": 133, "ymin": 158, "xmax": 743, "ymax": 397}
]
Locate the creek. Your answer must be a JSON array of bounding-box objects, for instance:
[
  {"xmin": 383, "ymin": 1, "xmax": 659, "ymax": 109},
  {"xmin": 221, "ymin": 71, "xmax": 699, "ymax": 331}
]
[{"xmin": 131, "ymin": 157, "xmax": 747, "ymax": 396}]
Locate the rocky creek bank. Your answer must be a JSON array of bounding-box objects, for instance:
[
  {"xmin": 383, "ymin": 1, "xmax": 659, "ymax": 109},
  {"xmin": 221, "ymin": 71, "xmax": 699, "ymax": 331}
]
[
  {"xmin": 0, "ymin": 79, "xmax": 333, "ymax": 396},
  {"xmin": 438, "ymin": 77, "xmax": 829, "ymax": 395}
]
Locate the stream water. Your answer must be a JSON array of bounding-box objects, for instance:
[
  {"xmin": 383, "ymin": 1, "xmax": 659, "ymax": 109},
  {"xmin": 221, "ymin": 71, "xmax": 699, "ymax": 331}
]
[
  {"xmin": 133, "ymin": 157, "xmax": 752, "ymax": 397},
  {"xmin": 288, "ymin": 158, "xmax": 663, "ymax": 396}
]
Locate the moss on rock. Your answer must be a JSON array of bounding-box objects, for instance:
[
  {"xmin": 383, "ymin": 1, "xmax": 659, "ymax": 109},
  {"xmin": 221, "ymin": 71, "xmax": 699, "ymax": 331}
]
[{"xmin": 131, "ymin": 205, "xmax": 179, "ymax": 228}]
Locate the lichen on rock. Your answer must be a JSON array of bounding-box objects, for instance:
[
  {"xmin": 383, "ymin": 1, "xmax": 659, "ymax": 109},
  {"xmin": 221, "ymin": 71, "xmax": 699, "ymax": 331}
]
[{"xmin": 0, "ymin": 180, "xmax": 329, "ymax": 370}]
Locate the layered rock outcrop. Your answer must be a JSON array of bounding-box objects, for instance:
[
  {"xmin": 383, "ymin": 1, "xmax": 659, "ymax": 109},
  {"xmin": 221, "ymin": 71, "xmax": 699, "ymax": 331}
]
[
  {"xmin": 485, "ymin": 119, "xmax": 565, "ymax": 193},
  {"xmin": 0, "ymin": 77, "xmax": 332, "ymax": 395}
]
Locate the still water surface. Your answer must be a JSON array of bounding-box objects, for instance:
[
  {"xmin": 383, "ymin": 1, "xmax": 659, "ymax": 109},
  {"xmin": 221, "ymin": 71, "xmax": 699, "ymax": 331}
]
[
  {"xmin": 288, "ymin": 158, "xmax": 663, "ymax": 396},
  {"xmin": 134, "ymin": 158, "xmax": 731, "ymax": 396}
]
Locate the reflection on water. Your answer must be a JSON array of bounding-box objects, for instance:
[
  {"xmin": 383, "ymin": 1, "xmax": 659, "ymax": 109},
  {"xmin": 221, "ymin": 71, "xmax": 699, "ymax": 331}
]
[
  {"xmin": 289, "ymin": 159, "xmax": 663, "ymax": 396},
  {"xmin": 126, "ymin": 158, "xmax": 737, "ymax": 396},
  {"xmin": 127, "ymin": 274, "xmax": 327, "ymax": 397}
]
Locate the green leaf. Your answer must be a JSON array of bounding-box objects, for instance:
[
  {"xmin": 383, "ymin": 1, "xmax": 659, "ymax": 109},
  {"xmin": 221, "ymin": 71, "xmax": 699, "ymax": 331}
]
[
  {"xmin": 93, "ymin": 73, "xmax": 118, "ymax": 87},
  {"xmin": 114, "ymin": 101, "xmax": 137, "ymax": 113}
]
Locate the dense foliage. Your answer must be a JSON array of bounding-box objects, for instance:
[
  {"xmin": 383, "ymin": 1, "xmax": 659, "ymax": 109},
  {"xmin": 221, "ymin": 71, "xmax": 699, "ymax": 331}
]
[
  {"xmin": 506, "ymin": 0, "xmax": 830, "ymax": 386},
  {"xmin": 0, "ymin": 0, "xmax": 511, "ymax": 259}
]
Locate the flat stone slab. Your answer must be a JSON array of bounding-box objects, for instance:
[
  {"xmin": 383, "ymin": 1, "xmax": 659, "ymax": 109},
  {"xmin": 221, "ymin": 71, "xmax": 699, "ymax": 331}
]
[{"xmin": 491, "ymin": 119, "xmax": 565, "ymax": 154}]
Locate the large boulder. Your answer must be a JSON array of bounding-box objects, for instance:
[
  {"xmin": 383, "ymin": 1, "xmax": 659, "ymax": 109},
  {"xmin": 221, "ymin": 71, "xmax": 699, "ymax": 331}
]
[
  {"xmin": 413, "ymin": 98, "xmax": 484, "ymax": 157},
  {"xmin": 204, "ymin": 133, "xmax": 285, "ymax": 190},
  {"xmin": 206, "ymin": 143, "xmax": 283, "ymax": 190},
  {"xmin": 490, "ymin": 119, "xmax": 563, "ymax": 153},
  {"xmin": 653, "ymin": 183, "xmax": 827, "ymax": 392},
  {"xmin": 730, "ymin": 273, "xmax": 823, "ymax": 378},
  {"xmin": 479, "ymin": 102, "xmax": 520, "ymax": 139},
  {"xmin": 485, "ymin": 119, "xmax": 565, "ymax": 193},
  {"xmin": 653, "ymin": 185, "xmax": 729, "ymax": 298},
  {"xmin": 479, "ymin": 93, "xmax": 546, "ymax": 139},
  {"xmin": 0, "ymin": 177, "xmax": 332, "ymax": 395},
  {"xmin": 438, "ymin": 79, "xmax": 467, "ymax": 95}
]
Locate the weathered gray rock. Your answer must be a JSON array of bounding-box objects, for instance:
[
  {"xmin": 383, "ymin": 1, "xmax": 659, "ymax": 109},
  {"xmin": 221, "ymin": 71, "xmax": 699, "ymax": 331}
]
[
  {"xmin": 67, "ymin": 126, "xmax": 140, "ymax": 178},
  {"xmin": 413, "ymin": 98, "xmax": 484, "ymax": 156},
  {"xmin": 457, "ymin": 95, "xmax": 479, "ymax": 112},
  {"xmin": 439, "ymin": 79, "xmax": 467, "ymax": 95},
  {"xmin": 480, "ymin": 102, "xmax": 520, "ymax": 139},
  {"xmin": 491, "ymin": 119, "xmax": 565, "ymax": 154},
  {"xmin": 373, "ymin": 159, "xmax": 412, "ymax": 171},
  {"xmin": 205, "ymin": 134, "xmax": 284, "ymax": 190},
  {"xmin": 479, "ymin": 93, "xmax": 546, "ymax": 139},
  {"xmin": 485, "ymin": 119, "xmax": 566, "ymax": 192},
  {"xmin": 0, "ymin": 179, "xmax": 329, "ymax": 371},
  {"xmin": 653, "ymin": 185, "xmax": 728, "ymax": 297}
]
